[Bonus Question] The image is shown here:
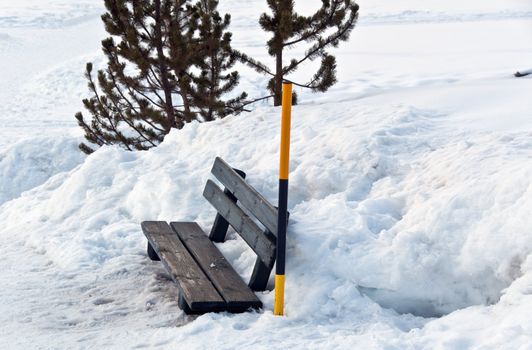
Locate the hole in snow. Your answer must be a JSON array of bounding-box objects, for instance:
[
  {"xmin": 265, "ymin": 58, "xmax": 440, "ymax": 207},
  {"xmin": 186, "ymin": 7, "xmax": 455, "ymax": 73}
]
[
  {"xmin": 355, "ymin": 255, "xmax": 526, "ymax": 318},
  {"xmin": 358, "ymin": 286, "xmax": 446, "ymax": 318},
  {"xmin": 357, "ymin": 285, "xmax": 502, "ymax": 318}
]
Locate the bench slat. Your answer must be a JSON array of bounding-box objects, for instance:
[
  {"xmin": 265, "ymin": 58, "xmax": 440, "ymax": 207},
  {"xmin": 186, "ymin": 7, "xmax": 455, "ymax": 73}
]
[
  {"xmin": 211, "ymin": 157, "xmax": 278, "ymax": 235},
  {"xmin": 141, "ymin": 221, "xmax": 225, "ymax": 313},
  {"xmin": 170, "ymin": 222, "xmax": 262, "ymax": 312},
  {"xmin": 203, "ymin": 180, "xmax": 276, "ymax": 268}
]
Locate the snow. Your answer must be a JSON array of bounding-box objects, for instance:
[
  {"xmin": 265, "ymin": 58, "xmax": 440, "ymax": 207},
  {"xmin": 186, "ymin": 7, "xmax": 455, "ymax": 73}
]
[
  {"xmin": 1, "ymin": 0, "xmax": 532, "ymax": 348},
  {"xmin": 0, "ymin": 135, "xmax": 83, "ymax": 205}
]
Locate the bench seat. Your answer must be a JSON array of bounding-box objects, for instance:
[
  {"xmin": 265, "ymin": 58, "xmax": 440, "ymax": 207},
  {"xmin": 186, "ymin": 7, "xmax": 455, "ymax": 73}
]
[{"xmin": 142, "ymin": 221, "xmax": 262, "ymax": 314}]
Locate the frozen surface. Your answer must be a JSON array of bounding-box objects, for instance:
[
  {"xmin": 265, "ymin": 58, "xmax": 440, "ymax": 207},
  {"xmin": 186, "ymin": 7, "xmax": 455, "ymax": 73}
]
[{"xmin": 1, "ymin": 0, "xmax": 532, "ymax": 349}]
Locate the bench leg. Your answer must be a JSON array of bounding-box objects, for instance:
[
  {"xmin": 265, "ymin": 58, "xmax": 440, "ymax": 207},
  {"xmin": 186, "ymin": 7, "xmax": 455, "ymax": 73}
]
[
  {"xmin": 147, "ymin": 242, "xmax": 160, "ymax": 261},
  {"xmin": 248, "ymin": 257, "xmax": 272, "ymax": 292},
  {"xmin": 178, "ymin": 294, "xmax": 193, "ymax": 314}
]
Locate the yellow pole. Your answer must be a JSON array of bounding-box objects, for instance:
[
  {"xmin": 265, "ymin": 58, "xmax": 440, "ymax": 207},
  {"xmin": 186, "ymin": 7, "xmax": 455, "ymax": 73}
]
[{"xmin": 274, "ymin": 82, "xmax": 292, "ymax": 316}]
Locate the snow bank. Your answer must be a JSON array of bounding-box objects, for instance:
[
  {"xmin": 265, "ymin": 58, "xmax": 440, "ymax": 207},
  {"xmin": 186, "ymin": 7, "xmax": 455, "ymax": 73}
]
[
  {"xmin": 1, "ymin": 0, "xmax": 532, "ymax": 348},
  {"xmin": 0, "ymin": 136, "xmax": 84, "ymax": 205},
  {"xmin": 2, "ymin": 84, "xmax": 532, "ymax": 347},
  {"xmin": 2, "ymin": 84, "xmax": 532, "ymax": 320}
]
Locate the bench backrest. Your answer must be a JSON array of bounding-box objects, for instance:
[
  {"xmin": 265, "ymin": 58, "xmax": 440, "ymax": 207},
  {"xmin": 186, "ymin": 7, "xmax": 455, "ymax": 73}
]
[{"xmin": 203, "ymin": 157, "xmax": 278, "ymax": 284}]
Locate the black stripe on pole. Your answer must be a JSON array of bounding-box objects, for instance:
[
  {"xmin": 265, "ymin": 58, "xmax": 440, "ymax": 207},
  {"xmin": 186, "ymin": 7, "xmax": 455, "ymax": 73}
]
[{"xmin": 276, "ymin": 179, "xmax": 289, "ymax": 275}]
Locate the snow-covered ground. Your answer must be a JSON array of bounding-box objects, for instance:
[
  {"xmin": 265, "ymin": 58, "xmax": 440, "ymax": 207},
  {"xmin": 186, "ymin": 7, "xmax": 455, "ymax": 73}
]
[{"xmin": 1, "ymin": 0, "xmax": 532, "ymax": 348}]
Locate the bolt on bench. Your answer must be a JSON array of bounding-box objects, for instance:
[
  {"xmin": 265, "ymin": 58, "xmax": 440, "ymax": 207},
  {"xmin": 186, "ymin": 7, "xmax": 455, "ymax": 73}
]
[{"xmin": 141, "ymin": 157, "xmax": 284, "ymax": 314}]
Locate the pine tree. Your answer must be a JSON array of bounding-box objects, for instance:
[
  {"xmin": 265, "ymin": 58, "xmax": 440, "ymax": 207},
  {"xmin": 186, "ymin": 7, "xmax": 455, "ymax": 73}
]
[
  {"xmin": 237, "ymin": 0, "xmax": 359, "ymax": 106},
  {"xmin": 76, "ymin": 0, "xmax": 245, "ymax": 154},
  {"xmin": 191, "ymin": 0, "xmax": 247, "ymax": 121}
]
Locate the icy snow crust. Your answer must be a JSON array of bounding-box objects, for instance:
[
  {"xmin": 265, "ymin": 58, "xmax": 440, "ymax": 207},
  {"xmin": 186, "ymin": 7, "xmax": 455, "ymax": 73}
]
[{"xmin": 1, "ymin": 0, "xmax": 532, "ymax": 348}]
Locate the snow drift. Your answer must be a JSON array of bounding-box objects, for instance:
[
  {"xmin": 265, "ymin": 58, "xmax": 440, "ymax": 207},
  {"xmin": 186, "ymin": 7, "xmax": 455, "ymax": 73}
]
[
  {"xmin": 1, "ymin": 0, "xmax": 532, "ymax": 348},
  {"xmin": 2, "ymin": 84, "xmax": 532, "ymax": 347},
  {"xmin": 0, "ymin": 136, "xmax": 83, "ymax": 205},
  {"xmin": 2, "ymin": 91, "xmax": 532, "ymax": 319}
]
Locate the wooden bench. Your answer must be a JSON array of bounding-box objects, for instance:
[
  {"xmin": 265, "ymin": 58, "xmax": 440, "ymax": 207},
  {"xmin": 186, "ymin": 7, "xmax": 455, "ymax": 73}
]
[{"xmin": 141, "ymin": 157, "xmax": 283, "ymax": 314}]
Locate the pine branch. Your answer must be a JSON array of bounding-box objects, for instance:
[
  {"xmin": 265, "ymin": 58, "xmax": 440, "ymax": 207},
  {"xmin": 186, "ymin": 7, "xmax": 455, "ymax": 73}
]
[
  {"xmin": 233, "ymin": 50, "xmax": 275, "ymax": 77},
  {"xmin": 283, "ymin": 9, "xmax": 357, "ymax": 77},
  {"xmin": 75, "ymin": 111, "xmax": 107, "ymax": 147},
  {"xmin": 283, "ymin": 0, "xmax": 342, "ymax": 47},
  {"xmin": 229, "ymin": 94, "xmax": 273, "ymax": 113},
  {"xmin": 107, "ymin": 71, "xmax": 158, "ymax": 147},
  {"xmin": 88, "ymin": 67, "xmax": 125, "ymax": 147}
]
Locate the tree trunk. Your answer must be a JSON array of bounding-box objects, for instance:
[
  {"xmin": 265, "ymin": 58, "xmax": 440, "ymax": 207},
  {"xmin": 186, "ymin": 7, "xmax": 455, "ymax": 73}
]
[
  {"xmin": 273, "ymin": 48, "xmax": 283, "ymax": 106},
  {"xmin": 180, "ymin": 78, "xmax": 193, "ymax": 123},
  {"xmin": 205, "ymin": 40, "xmax": 217, "ymax": 122},
  {"xmin": 154, "ymin": 0, "xmax": 176, "ymax": 130}
]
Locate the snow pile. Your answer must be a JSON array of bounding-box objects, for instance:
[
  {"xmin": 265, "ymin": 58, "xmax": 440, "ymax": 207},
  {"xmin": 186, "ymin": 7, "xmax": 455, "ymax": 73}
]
[
  {"xmin": 354, "ymin": 131, "xmax": 532, "ymax": 316},
  {"xmin": 1, "ymin": 0, "xmax": 532, "ymax": 348},
  {"xmin": 0, "ymin": 136, "xmax": 83, "ymax": 205},
  {"xmin": 2, "ymin": 89, "xmax": 532, "ymax": 321}
]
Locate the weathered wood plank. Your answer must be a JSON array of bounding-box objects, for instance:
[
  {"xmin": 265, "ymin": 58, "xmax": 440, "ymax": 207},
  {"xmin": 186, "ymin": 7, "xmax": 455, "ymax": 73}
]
[
  {"xmin": 141, "ymin": 221, "xmax": 225, "ymax": 313},
  {"xmin": 209, "ymin": 168, "xmax": 247, "ymax": 243},
  {"xmin": 211, "ymin": 157, "xmax": 278, "ymax": 235},
  {"xmin": 209, "ymin": 188, "xmax": 238, "ymax": 243},
  {"xmin": 203, "ymin": 180, "xmax": 276, "ymax": 268},
  {"xmin": 171, "ymin": 222, "xmax": 262, "ymax": 312}
]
